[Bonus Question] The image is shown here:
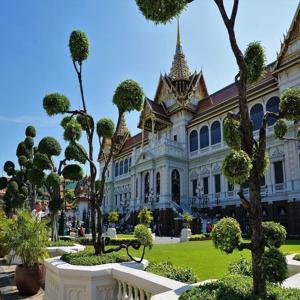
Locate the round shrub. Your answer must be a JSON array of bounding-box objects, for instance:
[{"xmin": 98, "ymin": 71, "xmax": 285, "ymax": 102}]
[
  {"xmin": 7, "ymin": 181, "xmax": 19, "ymax": 194},
  {"xmin": 0, "ymin": 177, "xmax": 8, "ymax": 190},
  {"xmin": 16, "ymin": 142, "xmax": 30, "ymax": 158},
  {"xmin": 147, "ymin": 261, "xmax": 198, "ymax": 284},
  {"xmin": 227, "ymin": 257, "xmax": 252, "ymax": 277},
  {"xmin": 25, "ymin": 125, "xmax": 36, "ymax": 138},
  {"xmin": 261, "ymin": 247, "xmax": 288, "ymax": 284},
  {"xmin": 244, "ymin": 41, "xmax": 266, "ymax": 83},
  {"xmin": 62, "ymin": 164, "xmax": 83, "ymax": 181},
  {"xmin": 138, "ymin": 208, "xmax": 153, "ymax": 226},
  {"xmin": 4, "ymin": 161, "xmax": 15, "ymax": 175},
  {"xmin": 274, "ymin": 119, "xmax": 288, "ymax": 139},
  {"xmin": 135, "ymin": 0, "xmax": 188, "ymax": 24},
  {"xmin": 48, "ymin": 198, "xmax": 63, "ymax": 212},
  {"xmin": 211, "ymin": 217, "xmax": 242, "ymax": 254},
  {"xmin": 108, "ymin": 211, "xmax": 119, "ymax": 224},
  {"xmin": 19, "ymin": 185, "xmax": 29, "ymax": 196},
  {"xmin": 63, "ymin": 118, "xmax": 82, "ymax": 141},
  {"xmin": 280, "ymin": 87, "xmax": 300, "ymax": 121},
  {"xmin": 38, "ymin": 136, "xmax": 61, "ymax": 156},
  {"xmin": 15, "ymin": 170, "xmax": 26, "ymax": 182},
  {"xmin": 76, "ymin": 114, "xmax": 93, "ymax": 131},
  {"xmin": 223, "ymin": 116, "xmax": 241, "ymax": 150},
  {"xmin": 222, "ymin": 150, "xmax": 252, "ymax": 185},
  {"xmin": 134, "ymin": 224, "xmax": 153, "ymax": 248},
  {"xmin": 65, "ymin": 143, "xmax": 87, "ymax": 164},
  {"xmin": 24, "ymin": 137, "xmax": 34, "ymax": 149},
  {"xmin": 25, "ymin": 159, "xmax": 33, "ymax": 169},
  {"xmin": 43, "ymin": 93, "xmax": 71, "ymax": 116},
  {"xmin": 113, "ymin": 80, "xmax": 144, "ymax": 113},
  {"xmin": 27, "ymin": 168, "xmax": 45, "ymax": 186},
  {"xmin": 182, "ymin": 212, "xmax": 192, "ymax": 228},
  {"xmin": 96, "ymin": 118, "xmax": 115, "ymax": 138},
  {"xmin": 262, "ymin": 221, "xmax": 286, "ymax": 248},
  {"xmin": 69, "ymin": 30, "xmax": 89, "ymax": 62},
  {"xmin": 60, "ymin": 116, "xmax": 73, "ymax": 129},
  {"xmin": 18, "ymin": 155, "xmax": 27, "ymax": 167},
  {"xmin": 33, "ymin": 152, "xmax": 52, "ymax": 170}
]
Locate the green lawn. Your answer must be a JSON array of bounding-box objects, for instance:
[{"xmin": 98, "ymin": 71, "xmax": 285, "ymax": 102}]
[{"xmin": 105, "ymin": 240, "xmax": 300, "ymax": 281}]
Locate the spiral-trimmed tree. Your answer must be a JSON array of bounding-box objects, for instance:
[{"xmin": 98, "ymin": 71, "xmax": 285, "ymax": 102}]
[
  {"xmin": 42, "ymin": 30, "xmax": 144, "ymax": 254},
  {"xmin": 133, "ymin": 0, "xmax": 300, "ymax": 298},
  {"xmin": 0, "ymin": 126, "xmax": 38, "ymax": 215}
]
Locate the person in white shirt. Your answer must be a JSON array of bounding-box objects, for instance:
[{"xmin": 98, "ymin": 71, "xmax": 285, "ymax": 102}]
[{"xmin": 32, "ymin": 201, "xmax": 49, "ymax": 221}]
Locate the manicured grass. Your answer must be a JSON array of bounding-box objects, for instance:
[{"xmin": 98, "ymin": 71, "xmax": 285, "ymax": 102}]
[{"xmin": 102, "ymin": 239, "xmax": 300, "ymax": 281}]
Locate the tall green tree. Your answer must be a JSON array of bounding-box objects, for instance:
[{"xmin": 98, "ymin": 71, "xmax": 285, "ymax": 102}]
[
  {"xmin": 42, "ymin": 30, "xmax": 144, "ymax": 254},
  {"xmin": 0, "ymin": 126, "xmax": 37, "ymax": 215},
  {"xmin": 134, "ymin": 0, "xmax": 300, "ymax": 298}
]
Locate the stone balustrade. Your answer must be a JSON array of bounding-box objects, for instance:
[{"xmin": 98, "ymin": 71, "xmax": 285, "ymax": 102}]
[{"xmin": 44, "ymin": 257, "xmax": 186, "ymax": 300}]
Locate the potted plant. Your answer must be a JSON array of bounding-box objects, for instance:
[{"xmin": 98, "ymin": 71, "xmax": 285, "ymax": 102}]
[
  {"xmin": 0, "ymin": 209, "xmax": 48, "ymax": 295},
  {"xmin": 107, "ymin": 211, "xmax": 119, "ymax": 238},
  {"xmin": 180, "ymin": 212, "xmax": 192, "ymax": 242}
]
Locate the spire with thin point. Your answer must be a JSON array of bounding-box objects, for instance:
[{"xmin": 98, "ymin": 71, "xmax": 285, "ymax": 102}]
[{"xmin": 169, "ymin": 18, "xmax": 191, "ymax": 81}]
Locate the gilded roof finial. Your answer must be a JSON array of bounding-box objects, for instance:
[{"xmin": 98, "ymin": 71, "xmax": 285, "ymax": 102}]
[
  {"xmin": 169, "ymin": 18, "xmax": 191, "ymax": 81},
  {"xmin": 177, "ymin": 17, "xmax": 181, "ymax": 47}
]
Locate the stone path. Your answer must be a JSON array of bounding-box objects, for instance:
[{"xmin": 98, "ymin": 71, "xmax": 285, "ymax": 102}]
[
  {"xmin": 154, "ymin": 236, "xmax": 180, "ymax": 244},
  {"xmin": 0, "ymin": 260, "xmax": 43, "ymax": 300}
]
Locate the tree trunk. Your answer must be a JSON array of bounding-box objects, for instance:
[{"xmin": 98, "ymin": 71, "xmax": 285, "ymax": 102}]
[
  {"xmin": 51, "ymin": 212, "xmax": 59, "ymax": 242},
  {"xmin": 249, "ymin": 170, "xmax": 266, "ymax": 297}
]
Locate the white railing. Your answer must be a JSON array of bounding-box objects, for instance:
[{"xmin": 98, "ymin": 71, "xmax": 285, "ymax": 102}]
[{"xmin": 44, "ymin": 257, "xmax": 186, "ymax": 300}]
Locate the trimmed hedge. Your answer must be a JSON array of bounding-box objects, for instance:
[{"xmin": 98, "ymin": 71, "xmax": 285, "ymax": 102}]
[
  {"xmin": 75, "ymin": 237, "xmax": 139, "ymax": 246},
  {"xmin": 293, "ymin": 254, "xmax": 300, "ymax": 261},
  {"xmin": 189, "ymin": 234, "xmax": 211, "ymax": 241},
  {"xmin": 46, "ymin": 240, "xmax": 76, "ymax": 247},
  {"xmin": 179, "ymin": 274, "xmax": 300, "ymax": 300},
  {"xmin": 61, "ymin": 251, "xmax": 130, "ymax": 266},
  {"xmin": 146, "ymin": 261, "xmax": 198, "ymax": 284}
]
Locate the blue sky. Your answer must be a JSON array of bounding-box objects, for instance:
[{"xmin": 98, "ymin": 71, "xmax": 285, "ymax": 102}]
[{"xmin": 0, "ymin": 0, "xmax": 298, "ymax": 172}]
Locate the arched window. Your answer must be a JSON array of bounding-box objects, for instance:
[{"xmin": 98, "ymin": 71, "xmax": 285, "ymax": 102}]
[
  {"xmin": 129, "ymin": 158, "xmax": 132, "ymax": 171},
  {"xmin": 211, "ymin": 121, "xmax": 221, "ymax": 145},
  {"xmin": 156, "ymin": 172, "xmax": 160, "ymax": 202},
  {"xmin": 144, "ymin": 173, "xmax": 150, "ymax": 203},
  {"xmin": 200, "ymin": 126, "xmax": 209, "ymax": 149},
  {"xmin": 266, "ymin": 96, "xmax": 280, "ymax": 126},
  {"xmin": 189, "ymin": 130, "xmax": 198, "ymax": 152},
  {"xmin": 115, "ymin": 162, "xmax": 119, "ymax": 177},
  {"xmin": 124, "ymin": 159, "xmax": 128, "ymax": 173},
  {"xmin": 119, "ymin": 161, "xmax": 124, "ymax": 175},
  {"xmin": 250, "ymin": 103, "xmax": 264, "ymax": 131},
  {"xmin": 171, "ymin": 169, "xmax": 180, "ymax": 205}
]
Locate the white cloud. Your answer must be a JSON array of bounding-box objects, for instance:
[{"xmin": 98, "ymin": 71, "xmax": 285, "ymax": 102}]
[{"xmin": 0, "ymin": 115, "xmax": 57, "ymax": 127}]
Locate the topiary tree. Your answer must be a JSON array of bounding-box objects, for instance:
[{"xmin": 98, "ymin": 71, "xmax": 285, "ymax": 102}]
[
  {"xmin": 182, "ymin": 212, "xmax": 192, "ymax": 228},
  {"xmin": 0, "ymin": 126, "xmax": 38, "ymax": 215},
  {"xmin": 42, "ymin": 30, "xmax": 144, "ymax": 255},
  {"xmin": 133, "ymin": 1, "xmax": 299, "ymax": 297},
  {"xmin": 28, "ymin": 136, "xmax": 84, "ymax": 241},
  {"xmin": 138, "ymin": 208, "xmax": 153, "ymax": 227},
  {"xmin": 108, "ymin": 211, "xmax": 119, "ymax": 225},
  {"xmin": 136, "ymin": 0, "xmax": 300, "ymax": 298},
  {"xmin": 212, "ymin": 217, "xmax": 288, "ymax": 284}
]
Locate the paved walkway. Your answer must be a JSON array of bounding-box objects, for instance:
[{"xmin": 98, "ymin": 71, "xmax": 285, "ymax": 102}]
[
  {"xmin": 154, "ymin": 236, "xmax": 180, "ymax": 244},
  {"xmin": 0, "ymin": 260, "xmax": 43, "ymax": 300}
]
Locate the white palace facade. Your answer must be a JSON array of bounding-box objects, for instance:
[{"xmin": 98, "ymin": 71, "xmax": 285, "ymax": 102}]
[{"xmin": 100, "ymin": 7, "xmax": 300, "ymax": 236}]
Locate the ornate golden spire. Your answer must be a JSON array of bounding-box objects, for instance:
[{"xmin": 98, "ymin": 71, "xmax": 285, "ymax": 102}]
[{"xmin": 169, "ymin": 18, "xmax": 191, "ymax": 81}]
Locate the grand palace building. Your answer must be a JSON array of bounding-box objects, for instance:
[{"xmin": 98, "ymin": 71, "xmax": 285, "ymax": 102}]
[{"xmin": 100, "ymin": 6, "xmax": 300, "ymax": 236}]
